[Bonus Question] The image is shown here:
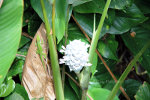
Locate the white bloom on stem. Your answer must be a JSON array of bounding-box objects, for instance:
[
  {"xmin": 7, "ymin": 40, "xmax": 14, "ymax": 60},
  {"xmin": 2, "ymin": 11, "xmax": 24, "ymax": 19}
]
[{"xmin": 59, "ymin": 40, "xmax": 92, "ymax": 73}]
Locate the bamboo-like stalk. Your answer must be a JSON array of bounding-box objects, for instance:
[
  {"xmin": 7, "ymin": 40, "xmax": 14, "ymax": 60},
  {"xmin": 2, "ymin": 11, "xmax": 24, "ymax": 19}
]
[
  {"xmin": 79, "ymin": 0, "xmax": 112, "ymax": 100},
  {"xmin": 52, "ymin": 0, "xmax": 56, "ymax": 45},
  {"xmin": 107, "ymin": 40, "xmax": 150, "ymax": 100},
  {"xmin": 40, "ymin": 0, "xmax": 64, "ymax": 100}
]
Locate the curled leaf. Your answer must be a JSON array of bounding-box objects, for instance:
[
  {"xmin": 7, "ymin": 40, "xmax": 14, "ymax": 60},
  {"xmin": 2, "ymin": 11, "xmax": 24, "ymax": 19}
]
[
  {"xmin": 22, "ymin": 23, "xmax": 55, "ymax": 100},
  {"xmin": 0, "ymin": 77, "xmax": 15, "ymax": 97}
]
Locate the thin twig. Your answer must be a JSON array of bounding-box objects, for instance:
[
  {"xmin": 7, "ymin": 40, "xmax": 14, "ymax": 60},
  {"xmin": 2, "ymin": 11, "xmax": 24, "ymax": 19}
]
[
  {"xmin": 16, "ymin": 54, "xmax": 26, "ymax": 58},
  {"xmin": 22, "ymin": 32, "xmax": 33, "ymax": 39},
  {"xmin": 62, "ymin": 5, "xmax": 70, "ymax": 90},
  {"xmin": 72, "ymin": 14, "xmax": 130, "ymax": 100},
  {"xmin": 65, "ymin": 72, "xmax": 80, "ymax": 88},
  {"xmin": 87, "ymin": 93, "xmax": 93, "ymax": 100}
]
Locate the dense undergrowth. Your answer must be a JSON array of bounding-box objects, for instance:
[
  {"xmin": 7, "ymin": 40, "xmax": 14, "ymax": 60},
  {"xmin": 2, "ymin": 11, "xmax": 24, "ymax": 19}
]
[{"xmin": 0, "ymin": 0, "xmax": 150, "ymax": 100}]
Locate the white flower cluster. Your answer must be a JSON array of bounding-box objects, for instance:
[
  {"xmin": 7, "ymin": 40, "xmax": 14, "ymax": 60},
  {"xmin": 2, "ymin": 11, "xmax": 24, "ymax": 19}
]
[{"xmin": 59, "ymin": 40, "xmax": 92, "ymax": 73}]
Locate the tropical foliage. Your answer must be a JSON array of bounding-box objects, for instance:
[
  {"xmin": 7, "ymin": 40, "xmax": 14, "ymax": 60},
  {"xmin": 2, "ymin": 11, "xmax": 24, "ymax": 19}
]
[{"xmin": 0, "ymin": 0, "xmax": 150, "ymax": 100}]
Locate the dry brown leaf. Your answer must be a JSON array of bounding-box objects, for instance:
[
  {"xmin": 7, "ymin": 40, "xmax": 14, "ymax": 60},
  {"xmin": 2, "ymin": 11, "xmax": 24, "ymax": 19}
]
[
  {"xmin": 22, "ymin": 23, "xmax": 55, "ymax": 100},
  {"xmin": 0, "ymin": 0, "xmax": 3, "ymax": 8}
]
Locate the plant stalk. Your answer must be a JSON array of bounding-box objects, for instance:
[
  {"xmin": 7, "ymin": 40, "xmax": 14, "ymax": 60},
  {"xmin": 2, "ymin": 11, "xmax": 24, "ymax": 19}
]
[
  {"xmin": 40, "ymin": 0, "xmax": 64, "ymax": 100},
  {"xmin": 52, "ymin": 0, "xmax": 56, "ymax": 45},
  {"xmin": 62, "ymin": 5, "xmax": 70, "ymax": 90},
  {"xmin": 107, "ymin": 40, "xmax": 150, "ymax": 100},
  {"xmin": 81, "ymin": 89, "xmax": 88, "ymax": 100},
  {"xmin": 79, "ymin": 0, "xmax": 112, "ymax": 100}
]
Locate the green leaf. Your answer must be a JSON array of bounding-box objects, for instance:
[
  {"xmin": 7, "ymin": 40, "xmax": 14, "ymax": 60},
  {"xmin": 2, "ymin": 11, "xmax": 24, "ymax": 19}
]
[
  {"xmin": 57, "ymin": 23, "xmax": 88, "ymax": 52},
  {"xmin": 134, "ymin": 0, "xmax": 150, "ymax": 14},
  {"xmin": 108, "ymin": 4, "xmax": 148, "ymax": 35},
  {"xmin": 110, "ymin": 0, "xmax": 133, "ymax": 10},
  {"xmin": 97, "ymin": 35, "xmax": 118, "ymax": 60},
  {"xmin": 121, "ymin": 26, "xmax": 150, "ymax": 72},
  {"xmin": 30, "ymin": 0, "xmax": 67, "ymax": 43},
  {"xmin": 108, "ymin": 16, "xmax": 147, "ymax": 35},
  {"xmin": 24, "ymin": 0, "xmax": 30, "ymax": 11},
  {"xmin": 68, "ymin": 78, "xmax": 81, "ymax": 99},
  {"xmin": 90, "ymin": 77, "xmax": 120, "ymax": 96},
  {"xmin": 67, "ymin": 23, "xmax": 89, "ymax": 42},
  {"xmin": 91, "ymin": 52, "xmax": 98, "ymax": 77},
  {"xmin": 92, "ymin": 58, "xmax": 117, "ymax": 87},
  {"xmin": 23, "ymin": 8, "xmax": 33, "ymax": 27},
  {"xmin": 7, "ymin": 60, "xmax": 24, "ymax": 77},
  {"xmin": 4, "ymin": 92, "xmax": 24, "ymax": 100},
  {"xmin": 19, "ymin": 36, "xmax": 31, "ymax": 48},
  {"xmin": 17, "ymin": 42, "xmax": 30, "ymax": 60},
  {"xmin": 64, "ymin": 84, "xmax": 78, "ymax": 100},
  {"xmin": 103, "ymin": 79, "xmax": 116, "ymax": 91},
  {"xmin": 55, "ymin": 0, "xmax": 67, "ymax": 43},
  {"xmin": 73, "ymin": 11, "xmax": 115, "ymax": 39},
  {"xmin": 27, "ymin": 13, "xmax": 42, "ymax": 37},
  {"xmin": 122, "ymin": 4, "xmax": 146, "ymax": 18},
  {"xmin": 135, "ymin": 82, "xmax": 150, "ymax": 100},
  {"xmin": 73, "ymin": 0, "xmax": 133, "ymax": 13},
  {"xmin": 0, "ymin": 77, "xmax": 15, "ymax": 97},
  {"xmin": 73, "ymin": 0, "xmax": 105, "ymax": 13},
  {"xmin": 103, "ymin": 80, "xmax": 121, "ymax": 96},
  {"xmin": 91, "ymin": 72, "xmax": 112, "ymax": 87},
  {"xmin": 0, "ymin": 0, "xmax": 23, "ymax": 85},
  {"xmin": 73, "ymin": 13, "xmax": 95, "ymax": 38},
  {"xmin": 73, "ymin": 3, "xmax": 147, "ymax": 36},
  {"xmin": 123, "ymin": 79, "xmax": 141, "ymax": 100},
  {"xmin": 14, "ymin": 84, "xmax": 29, "ymax": 100},
  {"xmin": 108, "ymin": 17, "xmax": 131, "ymax": 34},
  {"xmin": 89, "ymin": 77, "xmax": 102, "ymax": 89},
  {"xmin": 68, "ymin": 0, "xmax": 92, "ymax": 7},
  {"xmin": 105, "ymin": 9, "xmax": 116, "ymax": 25},
  {"xmin": 19, "ymin": 73, "xmax": 22, "ymax": 82},
  {"xmin": 30, "ymin": 0, "xmax": 52, "ymax": 25},
  {"xmin": 141, "ymin": 19, "xmax": 150, "ymax": 30},
  {"xmin": 87, "ymin": 87, "xmax": 119, "ymax": 100}
]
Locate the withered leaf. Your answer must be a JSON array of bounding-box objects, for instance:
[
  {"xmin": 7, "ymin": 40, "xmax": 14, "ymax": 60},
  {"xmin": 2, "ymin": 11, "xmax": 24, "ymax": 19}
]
[{"xmin": 22, "ymin": 23, "xmax": 55, "ymax": 100}]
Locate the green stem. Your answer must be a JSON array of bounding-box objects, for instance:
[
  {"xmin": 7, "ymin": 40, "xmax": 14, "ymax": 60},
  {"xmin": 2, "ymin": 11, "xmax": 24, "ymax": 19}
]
[
  {"xmin": 40, "ymin": 0, "xmax": 64, "ymax": 100},
  {"xmin": 80, "ymin": 0, "xmax": 111, "ymax": 99},
  {"xmin": 81, "ymin": 89, "xmax": 88, "ymax": 100},
  {"xmin": 62, "ymin": 5, "xmax": 70, "ymax": 90},
  {"xmin": 52, "ymin": 0, "xmax": 56, "ymax": 45},
  {"xmin": 89, "ymin": 0, "xmax": 111, "ymax": 61},
  {"xmin": 107, "ymin": 40, "xmax": 150, "ymax": 100}
]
